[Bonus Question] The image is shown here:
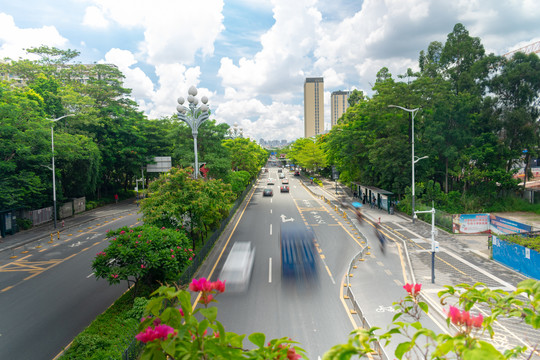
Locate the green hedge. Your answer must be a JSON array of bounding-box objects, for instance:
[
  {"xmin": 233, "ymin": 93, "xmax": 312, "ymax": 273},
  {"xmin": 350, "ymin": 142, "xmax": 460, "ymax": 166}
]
[
  {"xmin": 58, "ymin": 287, "xmax": 152, "ymax": 360},
  {"xmin": 498, "ymin": 234, "xmax": 540, "ymax": 253}
]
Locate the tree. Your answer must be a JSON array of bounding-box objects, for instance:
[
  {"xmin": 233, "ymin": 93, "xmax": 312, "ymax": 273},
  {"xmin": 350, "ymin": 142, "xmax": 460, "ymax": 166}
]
[
  {"xmin": 288, "ymin": 138, "xmax": 327, "ymax": 172},
  {"xmin": 91, "ymin": 225, "xmax": 193, "ymax": 295},
  {"xmin": 140, "ymin": 167, "xmax": 235, "ymax": 249},
  {"xmin": 222, "ymin": 137, "xmax": 267, "ymax": 178}
]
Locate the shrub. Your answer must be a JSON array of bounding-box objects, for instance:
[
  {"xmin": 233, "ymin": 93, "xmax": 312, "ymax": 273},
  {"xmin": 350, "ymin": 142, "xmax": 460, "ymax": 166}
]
[
  {"xmin": 499, "ymin": 234, "xmax": 540, "ymax": 252},
  {"xmin": 16, "ymin": 218, "xmax": 32, "ymax": 230}
]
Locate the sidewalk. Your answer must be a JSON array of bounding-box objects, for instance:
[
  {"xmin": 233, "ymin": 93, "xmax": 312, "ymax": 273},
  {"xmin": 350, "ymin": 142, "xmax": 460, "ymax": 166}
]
[
  {"xmin": 304, "ymin": 177, "xmax": 540, "ymax": 358},
  {"xmin": 0, "ymin": 199, "xmax": 140, "ymax": 255}
]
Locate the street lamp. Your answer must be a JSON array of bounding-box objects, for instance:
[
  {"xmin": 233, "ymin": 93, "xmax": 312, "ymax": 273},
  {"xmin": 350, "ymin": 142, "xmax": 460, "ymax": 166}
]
[
  {"xmin": 388, "ymin": 105, "xmax": 427, "ymax": 223},
  {"xmin": 176, "ymin": 86, "xmax": 210, "ymax": 179},
  {"xmin": 227, "ymin": 122, "xmax": 243, "ymax": 139},
  {"xmin": 49, "ymin": 114, "xmax": 75, "ymax": 228}
]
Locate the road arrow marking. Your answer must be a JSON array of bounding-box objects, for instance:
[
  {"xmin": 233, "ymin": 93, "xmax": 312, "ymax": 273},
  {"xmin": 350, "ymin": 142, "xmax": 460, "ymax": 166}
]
[{"xmin": 280, "ymin": 214, "xmax": 294, "ymax": 222}]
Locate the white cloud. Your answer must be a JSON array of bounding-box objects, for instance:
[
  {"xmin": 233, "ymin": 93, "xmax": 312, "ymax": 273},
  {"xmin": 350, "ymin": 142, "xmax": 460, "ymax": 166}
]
[
  {"xmin": 82, "ymin": 6, "xmax": 109, "ymax": 29},
  {"xmin": 0, "ymin": 13, "xmax": 68, "ymax": 60}
]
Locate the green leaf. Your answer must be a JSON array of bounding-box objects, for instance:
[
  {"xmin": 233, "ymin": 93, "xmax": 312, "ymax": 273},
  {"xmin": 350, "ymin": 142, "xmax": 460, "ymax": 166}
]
[
  {"xmin": 248, "ymin": 332, "xmax": 266, "ymax": 348},
  {"xmin": 200, "ymin": 307, "xmax": 218, "ymax": 323},
  {"xmin": 395, "ymin": 341, "xmax": 412, "ymax": 359},
  {"xmin": 418, "ymin": 301, "xmax": 429, "ymax": 314},
  {"xmin": 463, "ymin": 341, "xmax": 505, "ymax": 360}
]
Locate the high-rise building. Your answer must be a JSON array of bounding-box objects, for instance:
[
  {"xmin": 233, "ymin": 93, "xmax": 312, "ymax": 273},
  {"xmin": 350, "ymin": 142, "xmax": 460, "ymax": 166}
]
[
  {"xmin": 304, "ymin": 77, "xmax": 324, "ymax": 138},
  {"xmin": 331, "ymin": 90, "xmax": 351, "ymax": 127}
]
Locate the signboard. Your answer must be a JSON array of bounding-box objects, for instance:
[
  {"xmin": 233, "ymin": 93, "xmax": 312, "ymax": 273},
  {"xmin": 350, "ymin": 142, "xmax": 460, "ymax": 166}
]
[
  {"xmin": 332, "ymin": 165, "xmax": 339, "ymax": 180},
  {"xmin": 489, "ymin": 215, "xmax": 531, "ymax": 235},
  {"xmin": 147, "ymin": 156, "xmax": 172, "ymax": 173},
  {"xmin": 280, "ymin": 154, "xmax": 286, "ymax": 159},
  {"xmin": 452, "ymin": 214, "xmax": 490, "ymax": 234}
]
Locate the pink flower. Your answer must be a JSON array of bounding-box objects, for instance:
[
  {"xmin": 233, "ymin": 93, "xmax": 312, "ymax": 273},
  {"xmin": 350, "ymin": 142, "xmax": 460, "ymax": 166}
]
[
  {"xmin": 120, "ymin": 230, "xmax": 125, "ymax": 234},
  {"xmin": 161, "ymin": 227, "xmax": 165, "ymax": 230},
  {"xmin": 188, "ymin": 257, "xmax": 192, "ymax": 261},
  {"xmin": 414, "ymin": 283, "xmax": 422, "ymax": 293},
  {"xmin": 403, "ymin": 283, "xmax": 413, "ymax": 294},
  {"xmin": 135, "ymin": 324, "xmax": 175, "ymax": 343},
  {"xmin": 472, "ymin": 314, "xmax": 483, "ymax": 328},
  {"xmin": 111, "ymin": 274, "xmax": 119, "ymax": 279},
  {"xmin": 141, "ymin": 264, "xmax": 145, "ymax": 268},
  {"xmin": 138, "ymin": 234, "xmax": 142, "ymax": 238},
  {"xmin": 212, "ymin": 280, "xmax": 226, "ymax": 293},
  {"xmin": 287, "ymin": 347, "xmax": 302, "ymax": 360},
  {"xmin": 179, "ymin": 308, "xmax": 184, "ymax": 316},
  {"xmin": 447, "ymin": 306, "xmax": 461, "ymax": 325},
  {"xmin": 201, "ymin": 293, "xmax": 214, "ymax": 305},
  {"xmin": 171, "ymin": 255, "xmax": 175, "ymax": 258},
  {"xmin": 403, "ymin": 282, "xmax": 422, "ymax": 295},
  {"xmin": 170, "ymin": 249, "xmax": 174, "ymax": 252},
  {"xmin": 129, "ymin": 229, "xmax": 133, "ymax": 233}
]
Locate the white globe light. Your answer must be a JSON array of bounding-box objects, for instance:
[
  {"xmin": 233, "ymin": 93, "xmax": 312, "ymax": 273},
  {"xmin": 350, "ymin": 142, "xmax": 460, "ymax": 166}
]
[
  {"xmin": 200, "ymin": 104, "xmax": 209, "ymax": 112},
  {"xmin": 177, "ymin": 97, "xmax": 184, "ymax": 105},
  {"xmin": 176, "ymin": 105, "xmax": 186, "ymax": 114},
  {"xmin": 193, "ymin": 97, "xmax": 199, "ymax": 105},
  {"xmin": 188, "ymin": 86, "xmax": 197, "ymax": 96},
  {"xmin": 188, "ymin": 95, "xmax": 195, "ymax": 103},
  {"xmin": 201, "ymin": 96, "xmax": 208, "ymax": 104}
]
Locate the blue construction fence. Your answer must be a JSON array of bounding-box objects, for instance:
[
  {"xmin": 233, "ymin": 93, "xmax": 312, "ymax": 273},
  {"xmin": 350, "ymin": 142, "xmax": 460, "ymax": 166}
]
[{"xmin": 492, "ymin": 236, "xmax": 540, "ymax": 280}]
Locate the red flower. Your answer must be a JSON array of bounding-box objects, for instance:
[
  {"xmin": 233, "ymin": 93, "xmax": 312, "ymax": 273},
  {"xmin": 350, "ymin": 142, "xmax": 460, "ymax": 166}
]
[
  {"xmin": 403, "ymin": 283, "xmax": 413, "ymax": 294},
  {"xmin": 472, "ymin": 313, "xmax": 483, "ymax": 328},
  {"xmin": 414, "ymin": 283, "xmax": 422, "ymax": 293},
  {"xmin": 212, "ymin": 280, "xmax": 226, "ymax": 293},
  {"xmin": 287, "ymin": 347, "xmax": 302, "ymax": 360}
]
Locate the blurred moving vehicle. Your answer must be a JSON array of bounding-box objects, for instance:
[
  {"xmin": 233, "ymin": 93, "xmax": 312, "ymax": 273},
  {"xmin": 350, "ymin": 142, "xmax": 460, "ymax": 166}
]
[
  {"xmin": 263, "ymin": 188, "xmax": 273, "ymax": 196},
  {"xmin": 374, "ymin": 223, "xmax": 386, "ymax": 254},
  {"xmin": 282, "ymin": 178, "xmax": 289, "ymax": 184},
  {"xmin": 279, "ymin": 222, "xmax": 318, "ymax": 281},
  {"xmin": 267, "ymin": 178, "xmax": 275, "ymax": 185},
  {"xmin": 219, "ymin": 242, "xmax": 255, "ymax": 292},
  {"xmin": 280, "ymin": 185, "xmax": 289, "ymax": 193}
]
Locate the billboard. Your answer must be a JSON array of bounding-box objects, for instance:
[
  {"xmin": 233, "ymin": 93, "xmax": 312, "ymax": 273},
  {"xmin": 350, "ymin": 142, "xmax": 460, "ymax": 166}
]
[
  {"xmin": 147, "ymin": 156, "xmax": 172, "ymax": 173},
  {"xmin": 452, "ymin": 214, "xmax": 490, "ymax": 234},
  {"xmin": 489, "ymin": 215, "xmax": 532, "ymax": 235}
]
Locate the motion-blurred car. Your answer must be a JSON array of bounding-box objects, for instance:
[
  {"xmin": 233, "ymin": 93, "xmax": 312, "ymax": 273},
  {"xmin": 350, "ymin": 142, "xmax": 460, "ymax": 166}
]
[
  {"xmin": 282, "ymin": 178, "xmax": 289, "ymax": 184},
  {"xmin": 219, "ymin": 241, "xmax": 255, "ymax": 292},
  {"xmin": 267, "ymin": 178, "xmax": 275, "ymax": 185},
  {"xmin": 280, "ymin": 185, "xmax": 289, "ymax": 193},
  {"xmin": 279, "ymin": 222, "xmax": 318, "ymax": 281},
  {"xmin": 263, "ymin": 188, "xmax": 273, "ymax": 196}
]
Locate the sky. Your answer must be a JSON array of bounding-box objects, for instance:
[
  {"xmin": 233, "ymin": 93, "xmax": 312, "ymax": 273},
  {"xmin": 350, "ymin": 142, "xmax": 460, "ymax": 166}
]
[{"xmin": 1, "ymin": 0, "xmax": 539, "ymax": 142}]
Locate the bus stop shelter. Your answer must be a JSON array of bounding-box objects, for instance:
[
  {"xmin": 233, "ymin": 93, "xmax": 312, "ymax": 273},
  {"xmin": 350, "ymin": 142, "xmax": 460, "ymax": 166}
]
[{"xmin": 351, "ymin": 183, "xmax": 396, "ymax": 214}]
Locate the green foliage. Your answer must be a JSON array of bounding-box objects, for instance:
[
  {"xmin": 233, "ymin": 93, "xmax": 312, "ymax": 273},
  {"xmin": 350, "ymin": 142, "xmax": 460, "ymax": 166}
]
[
  {"xmin": 225, "ymin": 170, "xmax": 251, "ymax": 195},
  {"xmin": 136, "ymin": 283, "xmax": 306, "ymax": 360},
  {"xmin": 222, "ymin": 137, "xmax": 267, "ymax": 178},
  {"xmin": 140, "ymin": 167, "xmax": 236, "ymax": 247},
  {"xmin": 58, "ymin": 288, "xmax": 149, "ymax": 360},
  {"xmin": 16, "ymin": 217, "xmax": 32, "ymax": 230},
  {"xmin": 498, "ymin": 234, "xmax": 540, "ymax": 252},
  {"xmin": 91, "ymin": 225, "xmax": 193, "ymax": 291}
]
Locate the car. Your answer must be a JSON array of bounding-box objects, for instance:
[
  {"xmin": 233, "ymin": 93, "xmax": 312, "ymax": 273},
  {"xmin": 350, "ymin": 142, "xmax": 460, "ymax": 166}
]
[
  {"xmin": 282, "ymin": 178, "xmax": 289, "ymax": 184},
  {"xmin": 267, "ymin": 178, "xmax": 275, "ymax": 185},
  {"xmin": 219, "ymin": 241, "xmax": 255, "ymax": 292},
  {"xmin": 279, "ymin": 173, "xmax": 285, "ymax": 179},
  {"xmin": 263, "ymin": 188, "xmax": 273, "ymax": 196},
  {"xmin": 279, "ymin": 223, "xmax": 318, "ymax": 281},
  {"xmin": 294, "ymin": 171, "xmax": 300, "ymax": 176},
  {"xmin": 277, "ymin": 168, "xmax": 282, "ymax": 173},
  {"xmin": 280, "ymin": 185, "xmax": 289, "ymax": 193}
]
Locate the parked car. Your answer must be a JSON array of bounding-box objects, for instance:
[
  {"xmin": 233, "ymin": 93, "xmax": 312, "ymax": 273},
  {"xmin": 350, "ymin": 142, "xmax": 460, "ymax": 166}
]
[
  {"xmin": 280, "ymin": 186, "xmax": 289, "ymax": 193},
  {"xmin": 263, "ymin": 188, "xmax": 273, "ymax": 196},
  {"xmin": 219, "ymin": 242, "xmax": 255, "ymax": 292}
]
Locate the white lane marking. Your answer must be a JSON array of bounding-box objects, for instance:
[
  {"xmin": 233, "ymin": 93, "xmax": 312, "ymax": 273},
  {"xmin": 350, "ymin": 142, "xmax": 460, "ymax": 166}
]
[
  {"xmin": 270, "ymin": 224, "xmax": 272, "ymax": 235},
  {"xmin": 269, "ymin": 257, "xmax": 272, "ymax": 283},
  {"xmin": 280, "ymin": 214, "xmax": 295, "ymax": 222},
  {"xmin": 270, "ymin": 209, "xmax": 273, "ymax": 214},
  {"xmin": 87, "ymin": 273, "xmax": 94, "ymax": 278}
]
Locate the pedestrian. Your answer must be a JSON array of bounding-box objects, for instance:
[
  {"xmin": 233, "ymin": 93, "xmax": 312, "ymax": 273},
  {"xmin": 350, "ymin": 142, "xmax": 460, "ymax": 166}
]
[
  {"xmin": 353, "ymin": 191, "xmax": 358, "ymax": 198},
  {"xmin": 114, "ymin": 193, "xmax": 119, "ymax": 204}
]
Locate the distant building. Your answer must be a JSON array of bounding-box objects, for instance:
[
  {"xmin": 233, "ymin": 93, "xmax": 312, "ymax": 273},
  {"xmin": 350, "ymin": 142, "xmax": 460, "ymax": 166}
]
[
  {"xmin": 331, "ymin": 90, "xmax": 351, "ymax": 127},
  {"xmin": 304, "ymin": 77, "xmax": 324, "ymax": 138}
]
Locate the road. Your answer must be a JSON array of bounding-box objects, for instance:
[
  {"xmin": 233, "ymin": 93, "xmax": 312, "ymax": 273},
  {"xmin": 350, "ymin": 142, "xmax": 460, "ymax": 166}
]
[
  {"xmin": 0, "ymin": 208, "xmax": 141, "ymax": 360},
  {"xmin": 199, "ymin": 167, "xmax": 365, "ymax": 358}
]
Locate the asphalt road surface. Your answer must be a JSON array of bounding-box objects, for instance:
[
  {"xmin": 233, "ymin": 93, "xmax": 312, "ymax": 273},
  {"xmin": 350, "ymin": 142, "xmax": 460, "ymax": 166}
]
[
  {"xmin": 0, "ymin": 209, "xmax": 141, "ymax": 360},
  {"xmin": 201, "ymin": 168, "xmax": 364, "ymax": 359}
]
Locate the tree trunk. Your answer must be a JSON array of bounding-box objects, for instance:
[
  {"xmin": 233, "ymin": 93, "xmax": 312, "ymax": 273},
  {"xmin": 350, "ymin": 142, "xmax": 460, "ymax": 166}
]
[{"xmin": 523, "ymin": 152, "xmax": 531, "ymax": 189}]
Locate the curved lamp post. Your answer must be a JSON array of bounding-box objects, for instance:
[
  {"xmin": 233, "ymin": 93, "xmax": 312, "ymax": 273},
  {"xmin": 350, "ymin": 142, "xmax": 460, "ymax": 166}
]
[
  {"xmin": 176, "ymin": 86, "xmax": 210, "ymax": 179},
  {"xmin": 50, "ymin": 114, "xmax": 75, "ymax": 228},
  {"xmin": 388, "ymin": 105, "xmax": 427, "ymax": 223},
  {"xmin": 227, "ymin": 122, "xmax": 243, "ymax": 139}
]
